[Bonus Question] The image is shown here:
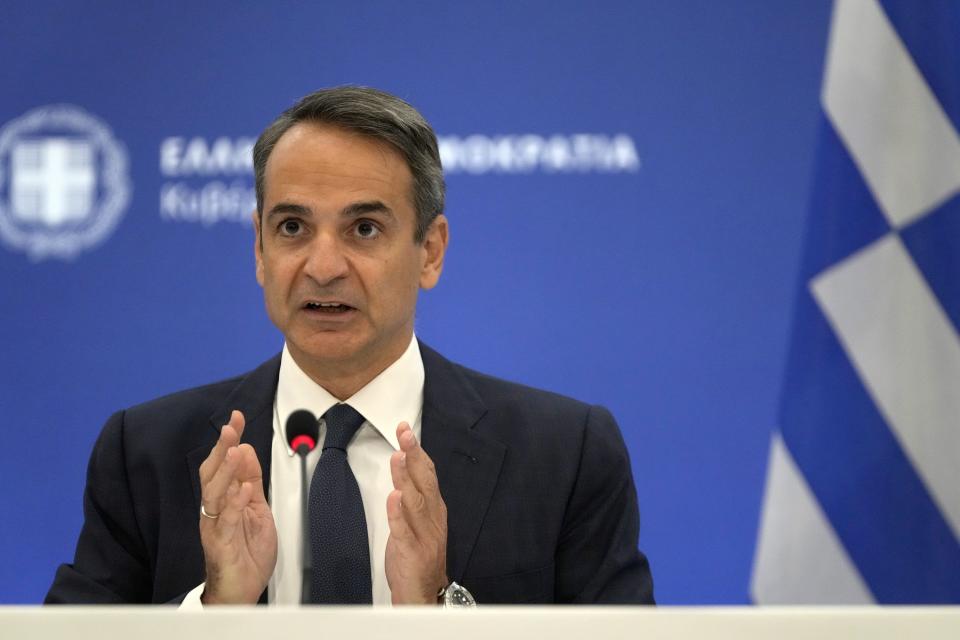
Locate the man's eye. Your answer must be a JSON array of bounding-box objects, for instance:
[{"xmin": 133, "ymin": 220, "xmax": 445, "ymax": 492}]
[
  {"xmin": 279, "ymin": 219, "xmax": 302, "ymax": 236},
  {"xmin": 355, "ymin": 221, "xmax": 381, "ymax": 239}
]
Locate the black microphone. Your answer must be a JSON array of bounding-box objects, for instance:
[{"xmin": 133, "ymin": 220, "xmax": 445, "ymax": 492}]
[{"xmin": 285, "ymin": 409, "xmax": 319, "ymax": 604}]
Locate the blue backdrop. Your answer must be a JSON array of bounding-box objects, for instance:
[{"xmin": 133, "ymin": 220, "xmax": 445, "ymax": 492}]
[{"xmin": 0, "ymin": 0, "xmax": 832, "ymax": 604}]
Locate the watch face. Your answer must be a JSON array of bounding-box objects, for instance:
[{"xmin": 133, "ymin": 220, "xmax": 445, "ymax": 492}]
[{"xmin": 445, "ymin": 582, "xmax": 476, "ymax": 607}]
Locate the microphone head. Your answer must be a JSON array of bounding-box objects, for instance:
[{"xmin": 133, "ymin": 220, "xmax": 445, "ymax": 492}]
[{"xmin": 285, "ymin": 409, "xmax": 319, "ymax": 456}]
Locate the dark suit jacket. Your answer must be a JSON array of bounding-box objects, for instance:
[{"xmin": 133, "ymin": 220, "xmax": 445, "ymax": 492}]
[{"xmin": 46, "ymin": 344, "xmax": 654, "ymax": 604}]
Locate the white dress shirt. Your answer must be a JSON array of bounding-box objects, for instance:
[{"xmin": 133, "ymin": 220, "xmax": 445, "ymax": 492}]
[{"xmin": 182, "ymin": 335, "xmax": 424, "ymax": 607}]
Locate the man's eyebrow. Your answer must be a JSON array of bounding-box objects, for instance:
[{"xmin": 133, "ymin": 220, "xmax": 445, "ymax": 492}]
[
  {"xmin": 342, "ymin": 200, "xmax": 395, "ymax": 220},
  {"xmin": 266, "ymin": 200, "xmax": 396, "ymax": 220},
  {"xmin": 266, "ymin": 202, "xmax": 311, "ymax": 218}
]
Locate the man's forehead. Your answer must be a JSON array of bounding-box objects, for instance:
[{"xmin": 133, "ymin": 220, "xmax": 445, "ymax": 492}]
[
  {"xmin": 271, "ymin": 122, "xmax": 404, "ymax": 168},
  {"xmin": 263, "ymin": 122, "xmax": 416, "ymax": 211}
]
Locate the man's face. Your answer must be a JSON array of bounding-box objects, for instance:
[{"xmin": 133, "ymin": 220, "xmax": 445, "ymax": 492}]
[{"xmin": 254, "ymin": 122, "xmax": 447, "ymax": 386}]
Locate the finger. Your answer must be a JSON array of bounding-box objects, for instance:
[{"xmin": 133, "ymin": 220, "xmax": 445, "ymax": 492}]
[
  {"xmin": 233, "ymin": 444, "xmax": 268, "ymax": 505},
  {"xmin": 202, "ymin": 445, "xmax": 242, "ymax": 519},
  {"xmin": 198, "ymin": 426, "xmax": 238, "ymax": 485},
  {"xmin": 216, "ymin": 478, "xmax": 254, "ymax": 540},
  {"xmin": 390, "ymin": 449, "xmax": 404, "ymax": 491},
  {"xmin": 391, "ymin": 424, "xmax": 422, "ymax": 500},
  {"xmin": 390, "ymin": 450, "xmax": 438, "ymax": 542},
  {"xmin": 386, "ymin": 489, "xmax": 415, "ymax": 543},
  {"xmin": 390, "ymin": 447, "xmax": 424, "ymax": 513},
  {"xmin": 229, "ymin": 410, "xmax": 246, "ymax": 441},
  {"xmin": 396, "ymin": 422, "xmax": 414, "ymax": 452},
  {"xmin": 199, "ymin": 411, "xmax": 245, "ymax": 483},
  {"xmin": 396, "ymin": 424, "xmax": 441, "ymax": 505}
]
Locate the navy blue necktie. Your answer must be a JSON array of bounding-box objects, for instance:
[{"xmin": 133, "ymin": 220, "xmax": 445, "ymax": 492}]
[{"xmin": 309, "ymin": 403, "xmax": 372, "ymax": 604}]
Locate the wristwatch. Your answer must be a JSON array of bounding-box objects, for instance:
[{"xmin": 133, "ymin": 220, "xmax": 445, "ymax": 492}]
[{"xmin": 437, "ymin": 581, "xmax": 476, "ymax": 608}]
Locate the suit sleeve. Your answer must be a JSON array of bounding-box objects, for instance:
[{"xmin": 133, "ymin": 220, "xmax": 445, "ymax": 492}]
[
  {"xmin": 555, "ymin": 404, "xmax": 655, "ymax": 604},
  {"xmin": 45, "ymin": 410, "xmax": 156, "ymax": 604}
]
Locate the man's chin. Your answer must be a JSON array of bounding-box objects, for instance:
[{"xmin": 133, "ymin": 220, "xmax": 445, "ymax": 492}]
[{"xmin": 287, "ymin": 334, "xmax": 365, "ymax": 368}]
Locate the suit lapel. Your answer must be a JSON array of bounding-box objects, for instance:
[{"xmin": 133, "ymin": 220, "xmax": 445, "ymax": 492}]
[
  {"xmin": 186, "ymin": 354, "xmax": 281, "ymax": 525},
  {"xmin": 419, "ymin": 343, "xmax": 506, "ymax": 582}
]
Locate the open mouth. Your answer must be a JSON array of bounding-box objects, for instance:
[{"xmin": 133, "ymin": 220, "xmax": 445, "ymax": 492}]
[{"xmin": 304, "ymin": 301, "xmax": 355, "ymax": 314}]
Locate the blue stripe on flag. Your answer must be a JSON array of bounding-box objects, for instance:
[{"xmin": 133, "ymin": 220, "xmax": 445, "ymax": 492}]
[
  {"xmin": 756, "ymin": 0, "xmax": 960, "ymax": 605},
  {"xmin": 780, "ymin": 288, "xmax": 960, "ymax": 603},
  {"xmin": 879, "ymin": 0, "xmax": 960, "ymax": 132},
  {"xmin": 794, "ymin": 117, "xmax": 889, "ymax": 282},
  {"xmin": 900, "ymin": 195, "xmax": 960, "ymax": 334}
]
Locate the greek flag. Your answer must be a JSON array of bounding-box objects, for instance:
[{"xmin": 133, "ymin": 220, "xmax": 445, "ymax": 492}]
[{"xmin": 751, "ymin": 0, "xmax": 960, "ymax": 604}]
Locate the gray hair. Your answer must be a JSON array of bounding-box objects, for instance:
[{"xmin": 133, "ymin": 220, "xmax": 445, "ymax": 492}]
[{"xmin": 253, "ymin": 86, "xmax": 445, "ymax": 242}]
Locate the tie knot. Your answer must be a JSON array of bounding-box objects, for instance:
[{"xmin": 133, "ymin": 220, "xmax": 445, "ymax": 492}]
[{"xmin": 322, "ymin": 404, "xmax": 365, "ymax": 451}]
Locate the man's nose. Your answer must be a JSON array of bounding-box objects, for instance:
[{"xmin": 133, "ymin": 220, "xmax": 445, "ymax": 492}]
[{"xmin": 302, "ymin": 232, "xmax": 350, "ymax": 285}]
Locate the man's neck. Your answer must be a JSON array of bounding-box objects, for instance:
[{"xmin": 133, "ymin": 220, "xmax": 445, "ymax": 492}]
[{"xmin": 286, "ymin": 337, "xmax": 413, "ymax": 401}]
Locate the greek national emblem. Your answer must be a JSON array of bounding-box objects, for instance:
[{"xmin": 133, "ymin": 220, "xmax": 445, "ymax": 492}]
[{"xmin": 0, "ymin": 105, "xmax": 131, "ymax": 260}]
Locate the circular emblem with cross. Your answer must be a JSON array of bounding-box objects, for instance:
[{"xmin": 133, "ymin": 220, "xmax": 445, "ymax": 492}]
[{"xmin": 0, "ymin": 105, "xmax": 131, "ymax": 260}]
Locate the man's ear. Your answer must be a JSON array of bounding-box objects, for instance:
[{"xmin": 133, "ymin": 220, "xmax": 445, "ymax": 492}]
[
  {"xmin": 419, "ymin": 214, "xmax": 448, "ymax": 290},
  {"xmin": 253, "ymin": 210, "xmax": 264, "ymax": 287}
]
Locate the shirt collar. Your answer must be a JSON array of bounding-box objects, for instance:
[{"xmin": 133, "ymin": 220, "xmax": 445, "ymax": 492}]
[{"xmin": 275, "ymin": 335, "xmax": 425, "ymax": 456}]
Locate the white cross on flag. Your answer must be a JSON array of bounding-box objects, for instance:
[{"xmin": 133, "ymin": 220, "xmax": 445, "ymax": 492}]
[{"xmin": 751, "ymin": 0, "xmax": 960, "ymax": 604}]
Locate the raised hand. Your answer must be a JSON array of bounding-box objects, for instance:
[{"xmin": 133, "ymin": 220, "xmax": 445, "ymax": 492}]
[
  {"xmin": 385, "ymin": 422, "xmax": 448, "ymax": 605},
  {"xmin": 197, "ymin": 410, "xmax": 277, "ymax": 604}
]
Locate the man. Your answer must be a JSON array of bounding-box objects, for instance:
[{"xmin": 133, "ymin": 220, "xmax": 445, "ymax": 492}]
[{"xmin": 46, "ymin": 87, "xmax": 654, "ymax": 605}]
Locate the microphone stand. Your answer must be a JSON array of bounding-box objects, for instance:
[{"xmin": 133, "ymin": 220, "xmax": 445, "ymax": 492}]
[
  {"xmin": 285, "ymin": 408, "xmax": 319, "ymax": 605},
  {"xmin": 297, "ymin": 444, "xmax": 312, "ymax": 604}
]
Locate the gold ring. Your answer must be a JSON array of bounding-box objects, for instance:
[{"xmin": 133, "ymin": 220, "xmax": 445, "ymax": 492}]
[{"xmin": 200, "ymin": 504, "xmax": 220, "ymax": 519}]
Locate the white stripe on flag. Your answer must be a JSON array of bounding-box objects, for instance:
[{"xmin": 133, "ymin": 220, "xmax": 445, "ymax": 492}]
[
  {"xmin": 810, "ymin": 233, "xmax": 960, "ymax": 538},
  {"xmin": 822, "ymin": 0, "xmax": 960, "ymax": 228},
  {"xmin": 751, "ymin": 432, "xmax": 873, "ymax": 604}
]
